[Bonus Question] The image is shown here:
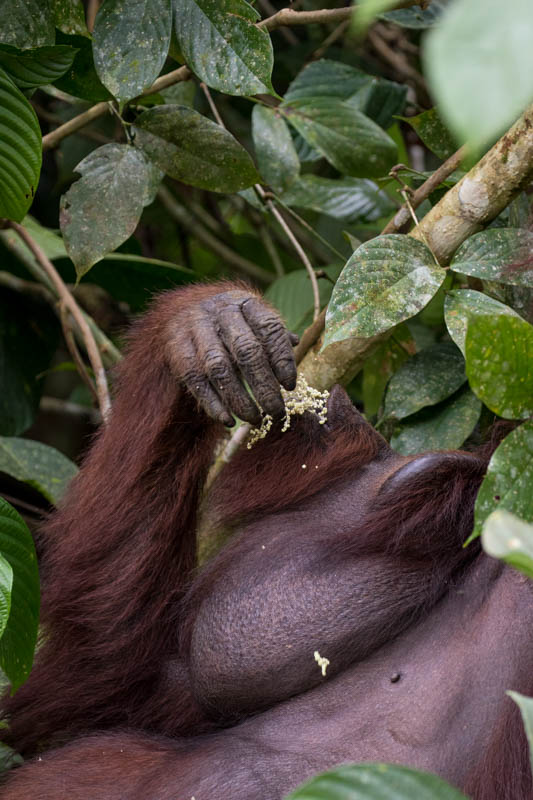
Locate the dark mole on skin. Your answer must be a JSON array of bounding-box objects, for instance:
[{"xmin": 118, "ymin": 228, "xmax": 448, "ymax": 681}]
[{"xmin": 390, "ymin": 672, "xmax": 402, "ymax": 684}]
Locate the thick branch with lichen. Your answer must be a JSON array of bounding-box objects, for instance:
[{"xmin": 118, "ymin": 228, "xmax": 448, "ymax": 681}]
[{"xmin": 298, "ymin": 103, "xmax": 533, "ymax": 390}]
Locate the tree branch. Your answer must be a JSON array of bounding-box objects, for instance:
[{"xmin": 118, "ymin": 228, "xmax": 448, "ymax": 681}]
[
  {"xmin": 7, "ymin": 222, "xmax": 112, "ymax": 420},
  {"xmin": 260, "ymin": 0, "xmax": 427, "ymax": 31},
  {"xmin": 382, "ymin": 146, "xmax": 467, "ymax": 234}
]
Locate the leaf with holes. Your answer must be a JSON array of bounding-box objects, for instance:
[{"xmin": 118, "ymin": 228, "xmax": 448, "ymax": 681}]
[
  {"xmin": 465, "ymin": 314, "xmax": 533, "ymax": 419},
  {"xmin": 469, "ymin": 420, "xmax": 533, "ymax": 542},
  {"xmin": 0, "ymin": 0, "xmax": 55, "ymax": 48},
  {"xmin": 391, "ymin": 385, "xmax": 481, "ymax": 456},
  {"xmin": 134, "ymin": 105, "xmax": 259, "ymax": 192},
  {"xmin": 0, "ymin": 68, "xmax": 42, "ymax": 222},
  {"xmin": 286, "ymin": 762, "xmax": 468, "ymax": 799},
  {"xmin": 0, "ymin": 44, "xmax": 77, "ymax": 89},
  {"xmin": 444, "ymin": 289, "xmax": 522, "ymax": 356},
  {"xmin": 281, "ymin": 176, "xmax": 395, "ymax": 224},
  {"xmin": 482, "ymin": 511, "xmax": 533, "ymax": 580},
  {"xmin": 0, "ymin": 437, "xmax": 78, "ymax": 505},
  {"xmin": 173, "ymin": 0, "xmax": 274, "ymax": 96},
  {"xmin": 451, "ymin": 229, "xmax": 533, "ymax": 287},
  {"xmin": 384, "ymin": 342, "xmax": 466, "ymax": 420},
  {"xmin": 93, "ymin": 0, "xmax": 172, "ymax": 105},
  {"xmin": 60, "ymin": 144, "xmax": 162, "ymax": 277},
  {"xmin": 252, "ymin": 105, "xmax": 299, "ymax": 192},
  {"xmin": 324, "ymin": 235, "xmax": 445, "ymax": 345},
  {"xmin": 282, "ymin": 98, "xmax": 397, "ymax": 179},
  {"xmin": 0, "ymin": 498, "xmax": 40, "ymax": 691}
]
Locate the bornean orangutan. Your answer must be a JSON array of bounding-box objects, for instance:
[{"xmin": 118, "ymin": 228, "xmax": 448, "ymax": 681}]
[{"xmin": 2, "ymin": 283, "xmax": 532, "ymax": 800}]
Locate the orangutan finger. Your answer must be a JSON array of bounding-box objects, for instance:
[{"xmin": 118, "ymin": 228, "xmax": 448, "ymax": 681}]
[{"xmin": 240, "ymin": 298, "xmax": 297, "ymax": 391}]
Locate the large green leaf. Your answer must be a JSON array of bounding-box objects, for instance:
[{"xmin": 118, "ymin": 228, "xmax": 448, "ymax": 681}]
[
  {"xmin": 0, "ymin": 555, "xmax": 13, "ymax": 642},
  {"xmin": 362, "ymin": 325, "xmax": 415, "ymax": 417},
  {"xmin": 0, "ymin": 67, "xmax": 42, "ymax": 222},
  {"xmin": 172, "ymin": 0, "xmax": 274, "ymax": 96},
  {"xmin": 93, "ymin": 0, "xmax": 172, "ymax": 105},
  {"xmin": 0, "ymin": 0, "xmax": 55, "ymax": 48},
  {"xmin": 60, "ymin": 143, "xmax": 162, "ymax": 277},
  {"xmin": 324, "ymin": 235, "xmax": 445, "ymax": 345},
  {"xmin": 379, "ymin": 1, "xmax": 446, "ymax": 28},
  {"xmin": 470, "ymin": 420, "xmax": 533, "ymax": 541},
  {"xmin": 281, "ymin": 176, "xmax": 395, "ymax": 224},
  {"xmin": 399, "ymin": 108, "xmax": 456, "ymax": 161},
  {"xmin": 55, "ymin": 31, "xmax": 112, "ymax": 102},
  {"xmin": 0, "ymin": 292, "xmax": 58, "ymax": 436},
  {"xmin": 0, "ymin": 44, "xmax": 77, "ymax": 89},
  {"xmin": 134, "ymin": 104, "xmax": 260, "ymax": 191},
  {"xmin": 482, "ymin": 510, "xmax": 533, "ymax": 580},
  {"xmin": 285, "ymin": 60, "xmax": 406, "ymax": 132},
  {"xmin": 391, "ymin": 385, "xmax": 481, "ymax": 456},
  {"xmin": 424, "ymin": 0, "xmax": 533, "ymax": 149},
  {"xmin": 286, "ymin": 763, "xmax": 468, "ymax": 799},
  {"xmin": 282, "ymin": 98, "xmax": 397, "ymax": 179},
  {"xmin": 0, "ymin": 498, "xmax": 40, "ymax": 691},
  {"xmin": 252, "ymin": 105, "xmax": 299, "ymax": 192},
  {"xmin": 508, "ymin": 692, "xmax": 533, "ymax": 776},
  {"xmin": 52, "ymin": 0, "xmax": 88, "ymax": 36},
  {"xmin": 384, "ymin": 341, "xmax": 466, "ymax": 420},
  {"xmin": 444, "ymin": 289, "xmax": 522, "ymax": 356},
  {"xmin": 451, "ymin": 229, "xmax": 533, "ymax": 287},
  {"xmin": 0, "ymin": 436, "xmax": 78, "ymax": 505},
  {"xmin": 465, "ymin": 314, "xmax": 533, "ymax": 419}
]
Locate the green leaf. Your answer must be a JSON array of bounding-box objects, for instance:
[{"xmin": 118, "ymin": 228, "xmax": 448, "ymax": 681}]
[
  {"xmin": 265, "ymin": 265, "xmax": 342, "ymax": 336},
  {"xmin": 0, "ymin": 67, "xmax": 42, "ymax": 222},
  {"xmin": 355, "ymin": 0, "xmax": 406, "ymax": 31},
  {"xmin": 384, "ymin": 341, "xmax": 466, "ymax": 420},
  {"xmin": 324, "ymin": 235, "xmax": 445, "ymax": 344},
  {"xmin": 0, "ymin": 0, "xmax": 55, "ymax": 48},
  {"xmin": 444, "ymin": 289, "xmax": 522, "ymax": 356},
  {"xmin": 286, "ymin": 763, "xmax": 468, "ymax": 800},
  {"xmin": 0, "ymin": 436, "xmax": 78, "ymax": 505},
  {"xmin": 281, "ymin": 176, "xmax": 395, "ymax": 224},
  {"xmin": 52, "ymin": 0, "xmax": 89, "ymax": 36},
  {"xmin": 59, "ymin": 143, "xmax": 162, "ymax": 277},
  {"xmin": 0, "ymin": 44, "xmax": 77, "ymax": 89},
  {"xmin": 0, "ymin": 741, "xmax": 23, "ymax": 775},
  {"xmin": 0, "ymin": 498, "xmax": 40, "ymax": 691},
  {"xmin": 0, "ymin": 555, "xmax": 13, "ymax": 641},
  {"xmin": 423, "ymin": 0, "xmax": 533, "ymax": 149},
  {"xmin": 470, "ymin": 419, "xmax": 533, "ymax": 541},
  {"xmin": 172, "ymin": 0, "xmax": 274, "ymax": 96},
  {"xmin": 285, "ymin": 60, "xmax": 406, "ymax": 131},
  {"xmin": 451, "ymin": 229, "xmax": 533, "ymax": 287},
  {"xmin": 391, "ymin": 385, "xmax": 481, "ymax": 456},
  {"xmin": 399, "ymin": 108, "xmax": 456, "ymax": 161},
  {"xmin": 282, "ymin": 98, "xmax": 397, "ymax": 179},
  {"xmin": 362, "ymin": 325, "xmax": 415, "ymax": 417},
  {"xmin": 20, "ymin": 215, "xmax": 67, "ymax": 259},
  {"xmin": 252, "ymin": 105, "xmax": 299, "ymax": 192},
  {"xmin": 508, "ymin": 691, "xmax": 533, "ymax": 776},
  {"xmin": 55, "ymin": 31, "xmax": 112, "ymax": 102},
  {"xmin": 134, "ymin": 104, "xmax": 260, "ymax": 192},
  {"xmin": 0, "ymin": 291, "xmax": 58, "ymax": 436},
  {"xmin": 465, "ymin": 314, "xmax": 533, "ymax": 419},
  {"xmin": 379, "ymin": 1, "xmax": 446, "ymax": 29},
  {"xmin": 482, "ymin": 511, "xmax": 533, "ymax": 580},
  {"xmin": 93, "ymin": 0, "xmax": 172, "ymax": 105}
]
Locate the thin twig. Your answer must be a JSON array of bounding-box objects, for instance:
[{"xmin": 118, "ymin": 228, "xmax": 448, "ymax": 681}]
[
  {"xmin": 42, "ymin": 65, "xmax": 191, "ymax": 151},
  {"xmin": 366, "ymin": 28, "xmax": 428, "ymax": 93},
  {"xmin": 259, "ymin": 0, "xmax": 427, "ymax": 31},
  {"xmin": 312, "ymin": 19, "xmax": 351, "ymax": 61},
  {"xmin": 257, "ymin": 0, "xmax": 299, "ymax": 44},
  {"xmin": 381, "ymin": 145, "xmax": 466, "ymax": 234},
  {"xmin": 59, "ymin": 303, "xmax": 100, "ymax": 406},
  {"xmin": 200, "ymin": 83, "xmax": 225, "ymax": 127},
  {"xmin": 258, "ymin": 225, "xmax": 285, "ymax": 276},
  {"xmin": 86, "ymin": 0, "xmax": 100, "ymax": 32},
  {"xmin": 257, "ymin": 187, "xmax": 321, "ymax": 320},
  {"xmin": 8, "ymin": 222, "xmax": 112, "ymax": 420}
]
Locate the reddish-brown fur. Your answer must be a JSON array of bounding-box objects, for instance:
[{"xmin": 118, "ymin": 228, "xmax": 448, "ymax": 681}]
[{"xmin": 1, "ymin": 282, "xmax": 532, "ymax": 800}]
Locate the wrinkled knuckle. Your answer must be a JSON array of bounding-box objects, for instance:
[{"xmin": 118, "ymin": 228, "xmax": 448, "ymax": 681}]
[{"xmin": 233, "ymin": 335, "xmax": 262, "ymax": 364}]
